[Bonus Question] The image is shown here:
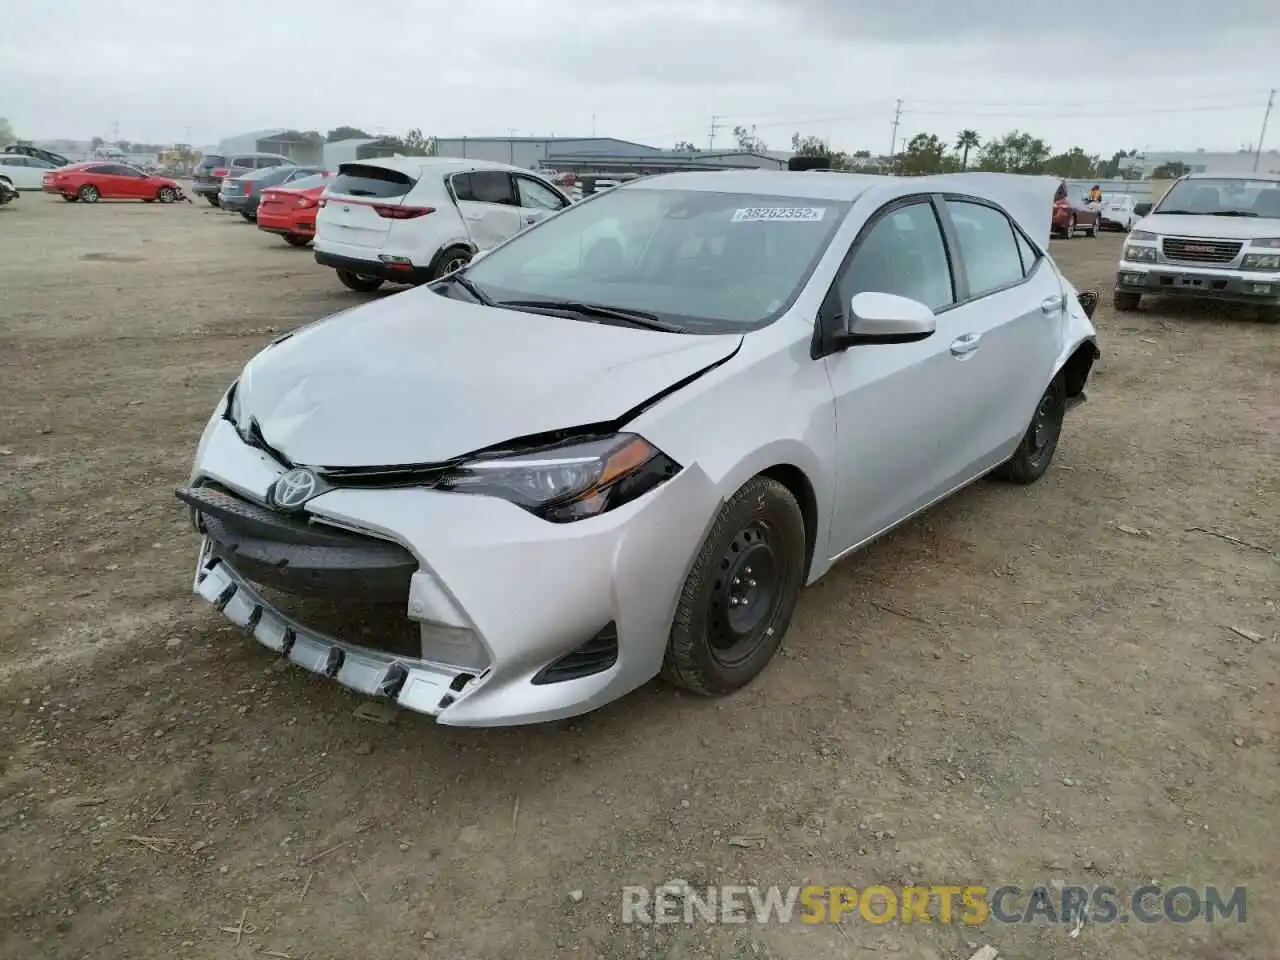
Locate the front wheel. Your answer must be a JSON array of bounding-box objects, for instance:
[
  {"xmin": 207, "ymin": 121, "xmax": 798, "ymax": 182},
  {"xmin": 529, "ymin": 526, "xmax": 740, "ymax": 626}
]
[
  {"xmin": 78, "ymin": 184, "xmax": 100, "ymax": 203},
  {"xmin": 157, "ymin": 187, "xmax": 177, "ymax": 203},
  {"xmin": 336, "ymin": 269, "xmax": 384, "ymax": 293},
  {"xmin": 1113, "ymin": 290, "xmax": 1141, "ymax": 312},
  {"xmin": 431, "ymin": 246, "xmax": 472, "ymax": 280},
  {"xmin": 1088, "ymin": 216, "xmax": 1099, "ymax": 238},
  {"xmin": 663, "ymin": 476, "xmax": 807, "ymax": 697},
  {"xmin": 993, "ymin": 376, "xmax": 1066, "ymax": 485}
]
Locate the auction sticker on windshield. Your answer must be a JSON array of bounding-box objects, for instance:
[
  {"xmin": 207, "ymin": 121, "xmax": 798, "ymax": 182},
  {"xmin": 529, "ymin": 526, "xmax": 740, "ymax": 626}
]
[{"xmin": 731, "ymin": 207, "xmax": 827, "ymax": 223}]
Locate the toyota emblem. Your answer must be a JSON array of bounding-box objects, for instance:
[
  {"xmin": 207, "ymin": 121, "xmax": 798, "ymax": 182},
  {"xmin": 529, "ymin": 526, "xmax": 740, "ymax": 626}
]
[{"xmin": 270, "ymin": 468, "xmax": 319, "ymax": 511}]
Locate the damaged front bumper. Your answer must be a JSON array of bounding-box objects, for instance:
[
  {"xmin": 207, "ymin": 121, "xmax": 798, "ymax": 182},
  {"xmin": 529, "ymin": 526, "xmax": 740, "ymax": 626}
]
[{"xmin": 184, "ymin": 416, "xmax": 718, "ymax": 727}]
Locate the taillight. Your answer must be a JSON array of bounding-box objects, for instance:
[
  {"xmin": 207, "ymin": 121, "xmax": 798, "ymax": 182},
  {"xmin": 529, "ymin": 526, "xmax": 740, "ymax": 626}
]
[
  {"xmin": 295, "ymin": 196, "xmax": 317, "ymax": 209},
  {"xmin": 212, "ymin": 168, "xmax": 228, "ymax": 178},
  {"xmin": 373, "ymin": 205, "xmax": 434, "ymax": 220}
]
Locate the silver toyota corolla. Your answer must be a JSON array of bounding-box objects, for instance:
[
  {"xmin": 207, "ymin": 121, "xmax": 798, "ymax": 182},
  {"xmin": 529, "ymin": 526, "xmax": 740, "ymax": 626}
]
[{"xmin": 179, "ymin": 170, "xmax": 1100, "ymax": 727}]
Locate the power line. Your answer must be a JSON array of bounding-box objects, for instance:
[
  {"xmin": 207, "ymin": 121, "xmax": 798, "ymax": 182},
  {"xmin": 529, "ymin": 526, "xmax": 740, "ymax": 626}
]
[{"xmin": 904, "ymin": 101, "xmax": 1262, "ymax": 119}]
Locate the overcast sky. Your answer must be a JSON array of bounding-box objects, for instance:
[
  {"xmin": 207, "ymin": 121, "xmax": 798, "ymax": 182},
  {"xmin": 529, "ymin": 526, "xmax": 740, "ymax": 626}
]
[{"xmin": 3, "ymin": 0, "xmax": 1277, "ymax": 157}]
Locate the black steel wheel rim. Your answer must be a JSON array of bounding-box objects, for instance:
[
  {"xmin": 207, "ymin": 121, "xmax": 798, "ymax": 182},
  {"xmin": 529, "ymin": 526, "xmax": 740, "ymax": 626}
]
[
  {"xmin": 1030, "ymin": 393, "xmax": 1057, "ymax": 456},
  {"xmin": 707, "ymin": 521, "xmax": 782, "ymax": 667}
]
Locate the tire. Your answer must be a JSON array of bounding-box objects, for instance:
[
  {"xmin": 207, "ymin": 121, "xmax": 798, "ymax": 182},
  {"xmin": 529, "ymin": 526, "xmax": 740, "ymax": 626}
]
[
  {"xmin": 993, "ymin": 376, "xmax": 1066, "ymax": 485},
  {"xmin": 63, "ymin": 195, "xmax": 78, "ymax": 203},
  {"xmin": 157, "ymin": 187, "xmax": 177, "ymax": 203},
  {"xmin": 1088, "ymin": 216, "xmax": 1099, "ymax": 238},
  {"xmin": 431, "ymin": 246, "xmax": 472, "ymax": 280},
  {"xmin": 283, "ymin": 234, "xmax": 311, "ymax": 247},
  {"xmin": 663, "ymin": 476, "xmax": 807, "ymax": 697},
  {"xmin": 1062, "ymin": 214, "xmax": 1076, "ymax": 239},
  {"xmin": 78, "ymin": 184, "xmax": 100, "ymax": 203},
  {"xmin": 1113, "ymin": 290, "xmax": 1141, "ymax": 312},
  {"xmin": 336, "ymin": 269, "xmax": 384, "ymax": 293},
  {"xmin": 205, "ymin": 195, "xmax": 220, "ymax": 208}
]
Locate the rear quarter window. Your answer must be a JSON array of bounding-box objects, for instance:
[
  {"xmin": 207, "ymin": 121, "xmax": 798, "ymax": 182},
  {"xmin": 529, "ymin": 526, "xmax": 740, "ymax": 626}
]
[{"xmin": 329, "ymin": 164, "xmax": 416, "ymax": 199}]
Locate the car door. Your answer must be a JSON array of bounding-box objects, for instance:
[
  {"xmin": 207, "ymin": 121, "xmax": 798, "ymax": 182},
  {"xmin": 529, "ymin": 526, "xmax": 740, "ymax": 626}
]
[
  {"xmin": 937, "ymin": 196, "xmax": 1062, "ymax": 466},
  {"xmin": 89, "ymin": 164, "xmax": 128, "ymax": 198},
  {"xmin": 115, "ymin": 165, "xmax": 151, "ymax": 198},
  {"xmin": 450, "ymin": 171, "xmax": 524, "ymax": 250},
  {"xmin": 822, "ymin": 196, "xmax": 984, "ymax": 556},
  {"xmin": 513, "ymin": 174, "xmax": 570, "ymax": 230}
]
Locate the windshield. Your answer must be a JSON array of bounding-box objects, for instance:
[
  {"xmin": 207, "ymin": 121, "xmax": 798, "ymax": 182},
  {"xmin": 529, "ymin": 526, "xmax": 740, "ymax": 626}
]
[
  {"xmin": 1155, "ymin": 178, "xmax": 1280, "ymax": 217},
  {"xmin": 282, "ymin": 173, "xmax": 329, "ymax": 191},
  {"xmin": 461, "ymin": 187, "xmax": 850, "ymax": 332}
]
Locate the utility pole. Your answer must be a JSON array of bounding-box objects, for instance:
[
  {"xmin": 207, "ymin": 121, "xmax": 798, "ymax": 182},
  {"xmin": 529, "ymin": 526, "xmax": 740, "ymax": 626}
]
[
  {"xmin": 889, "ymin": 99, "xmax": 902, "ymax": 160},
  {"xmin": 1254, "ymin": 88, "xmax": 1275, "ymax": 172},
  {"xmin": 591, "ymin": 113, "xmax": 597, "ymax": 137},
  {"xmin": 708, "ymin": 114, "xmax": 723, "ymax": 151}
]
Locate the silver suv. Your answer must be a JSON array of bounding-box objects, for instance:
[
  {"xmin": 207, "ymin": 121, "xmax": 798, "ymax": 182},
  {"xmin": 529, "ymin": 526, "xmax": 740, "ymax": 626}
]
[
  {"xmin": 1114, "ymin": 172, "xmax": 1280, "ymax": 320},
  {"xmin": 192, "ymin": 152, "xmax": 292, "ymax": 207}
]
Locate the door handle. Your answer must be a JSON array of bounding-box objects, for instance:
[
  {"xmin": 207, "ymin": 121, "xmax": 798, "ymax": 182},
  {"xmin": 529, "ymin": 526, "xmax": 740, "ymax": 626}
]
[
  {"xmin": 1040, "ymin": 295, "xmax": 1064, "ymax": 315},
  {"xmin": 950, "ymin": 333, "xmax": 981, "ymax": 357},
  {"xmin": 523, "ymin": 215, "xmax": 537, "ymax": 224}
]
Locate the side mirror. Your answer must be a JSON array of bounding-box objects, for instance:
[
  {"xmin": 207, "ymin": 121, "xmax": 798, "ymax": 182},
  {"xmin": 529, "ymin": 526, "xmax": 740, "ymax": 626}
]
[
  {"xmin": 1134, "ymin": 202, "xmax": 1152, "ymax": 217},
  {"xmin": 836, "ymin": 292, "xmax": 936, "ymax": 347}
]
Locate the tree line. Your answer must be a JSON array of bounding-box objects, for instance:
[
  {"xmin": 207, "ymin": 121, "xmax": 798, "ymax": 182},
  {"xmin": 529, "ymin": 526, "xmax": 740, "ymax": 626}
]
[{"xmin": 675, "ymin": 126, "xmax": 1190, "ymax": 180}]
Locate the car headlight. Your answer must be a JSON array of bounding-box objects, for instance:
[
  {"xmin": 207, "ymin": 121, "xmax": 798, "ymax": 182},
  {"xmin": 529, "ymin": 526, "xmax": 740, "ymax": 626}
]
[
  {"xmin": 438, "ymin": 433, "xmax": 680, "ymax": 523},
  {"xmin": 1249, "ymin": 238, "xmax": 1280, "ymax": 249},
  {"xmin": 1123, "ymin": 244, "xmax": 1157, "ymax": 262},
  {"xmin": 1130, "ymin": 230, "xmax": 1157, "ymax": 241},
  {"xmin": 1242, "ymin": 252, "xmax": 1280, "ymax": 270}
]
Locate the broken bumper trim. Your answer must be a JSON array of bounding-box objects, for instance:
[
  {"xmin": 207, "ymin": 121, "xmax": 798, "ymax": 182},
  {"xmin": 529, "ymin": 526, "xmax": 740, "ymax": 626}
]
[{"xmin": 194, "ymin": 543, "xmax": 472, "ymax": 717}]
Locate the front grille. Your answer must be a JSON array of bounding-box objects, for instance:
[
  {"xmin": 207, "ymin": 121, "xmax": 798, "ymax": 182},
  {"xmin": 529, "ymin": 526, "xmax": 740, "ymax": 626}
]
[
  {"xmin": 532, "ymin": 623, "xmax": 619, "ymax": 685},
  {"xmin": 1162, "ymin": 237, "xmax": 1242, "ymax": 265}
]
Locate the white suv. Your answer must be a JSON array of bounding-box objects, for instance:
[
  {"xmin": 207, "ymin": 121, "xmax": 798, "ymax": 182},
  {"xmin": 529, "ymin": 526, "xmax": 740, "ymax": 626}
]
[{"xmin": 314, "ymin": 157, "xmax": 572, "ymax": 293}]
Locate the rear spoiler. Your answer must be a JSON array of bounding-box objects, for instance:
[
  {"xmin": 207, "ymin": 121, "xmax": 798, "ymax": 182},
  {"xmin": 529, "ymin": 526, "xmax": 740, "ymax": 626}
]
[{"xmin": 789, "ymin": 156, "xmax": 832, "ymax": 172}]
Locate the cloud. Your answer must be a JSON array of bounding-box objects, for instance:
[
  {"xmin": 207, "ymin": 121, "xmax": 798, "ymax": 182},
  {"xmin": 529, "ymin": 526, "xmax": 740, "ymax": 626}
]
[{"xmin": 0, "ymin": 0, "xmax": 1275, "ymax": 157}]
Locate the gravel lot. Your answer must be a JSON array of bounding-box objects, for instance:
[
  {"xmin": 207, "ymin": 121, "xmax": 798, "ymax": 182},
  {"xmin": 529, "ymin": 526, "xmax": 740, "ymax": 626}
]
[{"xmin": 0, "ymin": 190, "xmax": 1276, "ymax": 960}]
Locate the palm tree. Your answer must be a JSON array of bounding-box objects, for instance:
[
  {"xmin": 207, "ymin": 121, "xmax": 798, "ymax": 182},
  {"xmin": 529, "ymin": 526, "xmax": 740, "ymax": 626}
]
[{"xmin": 955, "ymin": 130, "xmax": 981, "ymax": 170}]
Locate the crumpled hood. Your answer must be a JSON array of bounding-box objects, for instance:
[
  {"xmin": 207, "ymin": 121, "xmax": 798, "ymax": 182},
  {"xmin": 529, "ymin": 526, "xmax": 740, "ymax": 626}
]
[
  {"xmin": 234, "ymin": 289, "xmax": 742, "ymax": 467},
  {"xmin": 1133, "ymin": 213, "xmax": 1280, "ymax": 240}
]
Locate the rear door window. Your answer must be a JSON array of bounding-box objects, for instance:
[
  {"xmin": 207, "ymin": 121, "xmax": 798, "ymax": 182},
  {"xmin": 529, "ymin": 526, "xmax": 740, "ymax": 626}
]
[
  {"xmin": 328, "ymin": 163, "xmax": 416, "ymax": 199},
  {"xmin": 470, "ymin": 171, "xmax": 517, "ymax": 206}
]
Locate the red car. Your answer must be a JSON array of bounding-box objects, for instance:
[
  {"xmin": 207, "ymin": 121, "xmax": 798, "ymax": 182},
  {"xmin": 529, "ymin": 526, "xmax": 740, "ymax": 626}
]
[
  {"xmin": 43, "ymin": 162, "xmax": 187, "ymax": 204},
  {"xmin": 256, "ymin": 172, "xmax": 332, "ymax": 246},
  {"xmin": 1051, "ymin": 180, "xmax": 1100, "ymax": 239}
]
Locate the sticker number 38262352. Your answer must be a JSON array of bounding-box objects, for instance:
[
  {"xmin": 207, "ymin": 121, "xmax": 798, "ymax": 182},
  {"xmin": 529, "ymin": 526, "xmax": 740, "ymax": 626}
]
[{"xmin": 731, "ymin": 207, "xmax": 826, "ymax": 223}]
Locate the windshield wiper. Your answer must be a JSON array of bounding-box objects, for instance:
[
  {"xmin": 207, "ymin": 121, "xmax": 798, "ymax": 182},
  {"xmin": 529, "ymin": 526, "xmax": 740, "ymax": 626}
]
[
  {"xmin": 1208, "ymin": 210, "xmax": 1257, "ymax": 217},
  {"xmin": 445, "ymin": 272, "xmax": 492, "ymax": 305},
  {"xmin": 1155, "ymin": 209, "xmax": 1203, "ymax": 216},
  {"xmin": 495, "ymin": 299, "xmax": 685, "ymax": 333}
]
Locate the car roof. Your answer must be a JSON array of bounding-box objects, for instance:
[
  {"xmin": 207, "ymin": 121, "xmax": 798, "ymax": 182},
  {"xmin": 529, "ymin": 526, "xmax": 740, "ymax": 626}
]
[
  {"xmin": 1183, "ymin": 171, "xmax": 1280, "ymax": 182},
  {"xmin": 338, "ymin": 156, "xmax": 532, "ymax": 177}
]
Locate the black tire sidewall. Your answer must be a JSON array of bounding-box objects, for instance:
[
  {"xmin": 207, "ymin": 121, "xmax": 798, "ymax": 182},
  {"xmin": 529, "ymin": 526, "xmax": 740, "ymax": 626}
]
[
  {"xmin": 1018, "ymin": 378, "xmax": 1066, "ymax": 477},
  {"xmin": 665, "ymin": 477, "xmax": 806, "ymax": 695},
  {"xmin": 432, "ymin": 246, "xmax": 472, "ymax": 280},
  {"xmin": 336, "ymin": 269, "xmax": 383, "ymax": 293}
]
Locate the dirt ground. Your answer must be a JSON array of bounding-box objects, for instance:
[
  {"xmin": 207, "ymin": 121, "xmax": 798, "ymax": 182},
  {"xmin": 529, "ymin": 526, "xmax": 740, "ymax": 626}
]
[{"xmin": 0, "ymin": 190, "xmax": 1276, "ymax": 960}]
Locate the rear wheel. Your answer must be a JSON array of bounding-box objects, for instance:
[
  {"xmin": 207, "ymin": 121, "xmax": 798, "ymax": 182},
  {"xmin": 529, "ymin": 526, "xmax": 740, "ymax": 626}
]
[
  {"xmin": 663, "ymin": 476, "xmax": 807, "ymax": 697},
  {"xmin": 431, "ymin": 246, "xmax": 472, "ymax": 280},
  {"xmin": 1062, "ymin": 214, "xmax": 1076, "ymax": 239},
  {"xmin": 205, "ymin": 195, "xmax": 220, "ymax": 208},
  {"xmin": 283, "ymin": 234, "xmax": 311, "ymax": 247},
  {"xmin": 336, "ymin": 269, "xmax": 384, "ymax": 293},
  {"xmin": 993, "ymin": 376, "xmax": 1066, "ymax": 485},
  {"xmin": 1113, "ymin": 290, "xmax": 1141, "ymax": 312},
  {"xmin": 78, "ymin": 184, "xmax": 100, "ymax": 203}
]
